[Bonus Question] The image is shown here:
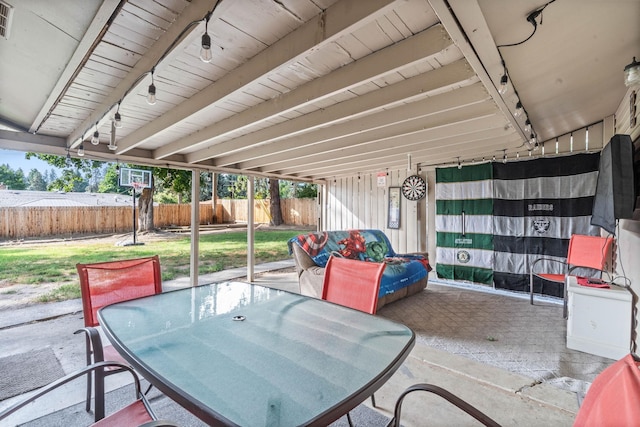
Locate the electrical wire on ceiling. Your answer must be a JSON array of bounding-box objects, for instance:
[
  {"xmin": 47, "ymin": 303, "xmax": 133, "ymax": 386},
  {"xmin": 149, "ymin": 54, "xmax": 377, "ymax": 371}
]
[
  {"xmin": 497, "ymin": 0, "xmax": 557, "ymax": 49},
  {"xmin": 50, "ymin": 0, "xmax": 224, "ymax": 152},
  {"xmin": 493, "ymin": 1, "xmax": 558, "ymax": 154}
]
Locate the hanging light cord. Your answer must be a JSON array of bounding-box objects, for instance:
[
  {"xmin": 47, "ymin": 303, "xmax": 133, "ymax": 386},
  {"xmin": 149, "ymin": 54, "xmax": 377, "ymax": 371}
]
[
  {"xmin": 497, "ymin": 0, "xmax": 556, "ymax": 48},
  {"xmin": 63, "ymin": 0, "xmax": 223, "ymax": 146}
]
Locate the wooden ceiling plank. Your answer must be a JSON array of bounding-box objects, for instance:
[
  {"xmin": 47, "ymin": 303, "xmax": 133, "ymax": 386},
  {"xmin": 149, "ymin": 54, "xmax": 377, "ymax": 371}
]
[
  {"xmin": 117, "ymin": 0, "xmax": 402, "ymax": 155},
  {"xmin": 66, "ymin": 0, "xmax": 223, "ymax": 148},
  {"xmin": 164, "ymin": 24, "xmax": 453, "ymax": 161},
  {"xmin": 28, "ymin": 0, "xmax": 122, "ymax": 134},
  {"xmin": 259, "ymin": 115, "xmax": 508, "ymax": 173},
  {"xmin": 212, "ymin": 82, "xmax": 489, "ymax": 167}
]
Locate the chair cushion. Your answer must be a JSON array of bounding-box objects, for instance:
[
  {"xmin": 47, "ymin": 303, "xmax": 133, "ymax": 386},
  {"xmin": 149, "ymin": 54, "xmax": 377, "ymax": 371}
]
[
  {"xmin": 573, "ymin": 354, "xmax": 640, "ymax": 426},
  {"xmin": 92, "ymin": 399, "xmax": 153, "ymax": 427},
  {"xmin": 535, "ymin": 273, "xmax": 565, "ymax": 283}
]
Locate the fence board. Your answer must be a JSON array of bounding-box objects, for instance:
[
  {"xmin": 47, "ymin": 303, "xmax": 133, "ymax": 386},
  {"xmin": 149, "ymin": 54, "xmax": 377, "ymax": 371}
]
[{"xmin": 0, "ymin": 199, "xmax": 316, "ymax": 239}]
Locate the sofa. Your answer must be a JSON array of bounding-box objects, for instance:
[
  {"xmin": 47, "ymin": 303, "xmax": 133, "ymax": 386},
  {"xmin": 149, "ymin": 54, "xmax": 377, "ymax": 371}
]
[{"xmin": 288, "ymin": 229, "xmax": 431, "ymax": 310}]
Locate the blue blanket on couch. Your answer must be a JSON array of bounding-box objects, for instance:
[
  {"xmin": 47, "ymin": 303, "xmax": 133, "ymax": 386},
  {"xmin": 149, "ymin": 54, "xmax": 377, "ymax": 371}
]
[{"xmin": 288, "ymin": 229, "xmax": 429, "ymax": 297}]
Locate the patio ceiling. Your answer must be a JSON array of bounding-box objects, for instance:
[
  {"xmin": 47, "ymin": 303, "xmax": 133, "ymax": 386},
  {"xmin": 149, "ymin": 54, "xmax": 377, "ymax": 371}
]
[{"xmin": 1, "ymin": 0, "xmax": 638, "ymax": 182}]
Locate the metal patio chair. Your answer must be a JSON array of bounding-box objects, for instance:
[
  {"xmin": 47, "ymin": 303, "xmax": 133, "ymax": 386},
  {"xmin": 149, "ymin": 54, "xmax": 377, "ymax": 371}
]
[
  {"xmin": 0, "ymin": 361, "xmax": 177, "ymax": 426},
  {"xmin": 75, "ymin": 255, "xmax": 163, "ymax": 421},
  {"xmin": 529, "ymin": 234, "xmax": 613, "ymax": 318},
  {"xmin": 386, "ymin": 383, "xmax": 501, "ymax": 427},
  {"xmin": 321, "ymin": 255, "xmax": 386, "ymax": 426}
]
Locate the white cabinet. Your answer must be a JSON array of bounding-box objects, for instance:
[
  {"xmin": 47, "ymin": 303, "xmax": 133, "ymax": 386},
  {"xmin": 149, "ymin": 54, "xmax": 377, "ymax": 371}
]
[{"xmin": 566, "ymin": 275, "xmax": 633, "ymax": 360}]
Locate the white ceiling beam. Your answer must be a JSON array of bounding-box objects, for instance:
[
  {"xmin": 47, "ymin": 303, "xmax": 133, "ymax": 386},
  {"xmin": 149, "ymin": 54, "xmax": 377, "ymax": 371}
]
[
  {"xmin": 290, "ymin": 132, "xmax": 523, "ymax": 179},
  {"xmin": 428, "ymin": 0, "xmax": 527, "ymax": 144},
  {"xmin": 67, "ymin": 0, "xmax": 224, "ymax": 147},
  {"xmin": 216, "ymin": 83, "xmax": 491, "ymax": 168},
  {"xmin": 186, "ymin": 42, "xmax": 466, "ymax": 164},
  {"xmin": 155, "ymin": 23, "xmax": 453, "ymax": 160},
  {"xmin": 117, "ymin": 0, "xmax": 402, "ymax": 155},
  {"xmin": 29, "ymin": 0, "xmax": 122, "ymax": 135},
  {"xmin": 272, "ymin": 111, "xmax": 507, "ymax": 175},
  {"xmin": 262, "ymin": 113, "xmax": 509, "ymax": 174}
]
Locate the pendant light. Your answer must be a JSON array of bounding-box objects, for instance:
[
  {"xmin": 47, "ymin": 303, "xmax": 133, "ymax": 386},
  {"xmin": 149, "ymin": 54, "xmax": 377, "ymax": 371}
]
[
  {"xmin": 147, "ymin": 68, "xmax": 157, "ymax": 105},
  {"xmin": 624, "ymin": 57, "xmax": 640, "ymax": 87},
  {"xmin": 91, "ymin": 124, "xmax": 99, "ymax": 145}
]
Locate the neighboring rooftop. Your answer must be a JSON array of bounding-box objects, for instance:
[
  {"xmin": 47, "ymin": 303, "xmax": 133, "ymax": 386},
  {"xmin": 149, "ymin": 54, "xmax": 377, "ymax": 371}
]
[{"xmin": 0, "ymin": 190, "xmax": 133, "ymax": 207}]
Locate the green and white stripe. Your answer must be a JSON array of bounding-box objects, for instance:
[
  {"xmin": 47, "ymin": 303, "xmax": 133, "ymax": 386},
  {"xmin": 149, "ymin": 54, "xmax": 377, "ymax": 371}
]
[{"xmin": 435, "ymin": 163, "xmax": 493, "ymax": 284}]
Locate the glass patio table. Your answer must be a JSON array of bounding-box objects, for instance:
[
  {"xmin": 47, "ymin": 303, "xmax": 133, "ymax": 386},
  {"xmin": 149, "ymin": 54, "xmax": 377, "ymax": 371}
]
[{"xmin": 98, "ymin": 281, "xmax": 415, "ymax": 426}]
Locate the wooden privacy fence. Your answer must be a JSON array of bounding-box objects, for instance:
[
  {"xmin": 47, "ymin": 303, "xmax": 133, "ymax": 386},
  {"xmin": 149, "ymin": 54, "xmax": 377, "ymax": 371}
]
[{"xmin": 0, "ymin": 199, "xmax": 316, "ymax": 239}]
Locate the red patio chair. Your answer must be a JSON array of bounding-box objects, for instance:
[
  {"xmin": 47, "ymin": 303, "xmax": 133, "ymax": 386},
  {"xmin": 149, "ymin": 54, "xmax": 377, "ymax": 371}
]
[
  {"xmin": 321, "ymin": 255, "xmax": 385, "ymax": 315},
  {"xmin": 573, "ymin": 353, "xmax": 640, "ymax": 426},
  {"xmin": 75, "ymin": 255, "xmax": 162, "ymax": 421},
  {"xmin": 0, "ymin": 361, "xmax": 177, "ymax": 426},
  {"xmin": 529, "ymin": 234, "xmax": 613, "ymax": 318},
  {"xmin": 321, "ymin": 255, "xmax": 386, "ymax": 426}
]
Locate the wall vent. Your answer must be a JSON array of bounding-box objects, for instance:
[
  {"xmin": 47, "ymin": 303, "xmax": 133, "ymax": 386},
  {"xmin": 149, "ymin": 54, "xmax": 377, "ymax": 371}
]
[{"xmin": 0, "ymin": 1, "xmax": 14, "ymax": 40}]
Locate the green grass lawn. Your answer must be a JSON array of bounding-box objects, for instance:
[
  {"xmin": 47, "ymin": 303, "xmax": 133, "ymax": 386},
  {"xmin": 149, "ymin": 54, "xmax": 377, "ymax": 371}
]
[{"xmin": 0, "ymin": 229, "xmax": 307, "ymax": 302}]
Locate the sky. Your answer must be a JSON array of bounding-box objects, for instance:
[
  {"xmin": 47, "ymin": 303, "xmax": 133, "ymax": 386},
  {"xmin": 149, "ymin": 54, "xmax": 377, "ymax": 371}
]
[{"xmin": 0, "ymin": 149, "xmax": 62, "ymax": 173}]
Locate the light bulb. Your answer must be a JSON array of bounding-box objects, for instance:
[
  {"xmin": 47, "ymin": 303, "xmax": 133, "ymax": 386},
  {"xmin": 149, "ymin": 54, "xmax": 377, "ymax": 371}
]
[
  {"xmin": 114, "ymin": 112, "xmax": 122, "ymax": 129},
  {"xmin": 503, "ymin": 154, "xmax": 507, "ymax": 164},
  {"xmin": 529, "ymin": 133, "xmax": 537, "ymax": 146},
  {"xmin": 514, "ymin": 101, "xmax": 523, "ymax": 118},
  {"xmin": 200, "ymin": 33, "xmax": 212, "ymax": 63},
  {"xmin": 498, "ymin": 74, "xmax": 508, "ymax": 95},
  {"xmin": 147, "ymin": 83, "xmax": 156, "ymax": 105},
  {"xmin": 78, "ymin": 144, "xmax": 85, "ymax": 156},
  {"xmin": 524, "ymin": 119, "xmax": 532, "ymax": 134},
  {"xmin": 91, "ymin": 130, "xmax": 99, "ymax": 145}
]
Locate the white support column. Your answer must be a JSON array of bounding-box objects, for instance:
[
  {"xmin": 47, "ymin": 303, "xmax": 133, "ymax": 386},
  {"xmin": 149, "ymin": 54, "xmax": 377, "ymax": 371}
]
[
  {"xmin": 211, "ymin": 173, "xmax": 218, "ymax": 223},
  {"xmin": 190, "ymin": 169, "xmax": 200, "ymax": 287},
  {"xmin": 247, "ymin": 176, "xmax": 255, "ymax": 281}
]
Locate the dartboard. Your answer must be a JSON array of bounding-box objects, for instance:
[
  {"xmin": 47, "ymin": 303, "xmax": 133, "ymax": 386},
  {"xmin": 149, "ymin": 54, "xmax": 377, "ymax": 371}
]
[{"xmin": 401, "ymin": 175, "xmax": 426, "ymax": 201}]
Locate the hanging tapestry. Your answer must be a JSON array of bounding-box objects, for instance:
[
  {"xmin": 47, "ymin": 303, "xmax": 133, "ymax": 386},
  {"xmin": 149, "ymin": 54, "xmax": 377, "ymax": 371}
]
[
  {"xmin": 435, "ymin": 163, "xmax": 494, "ymax": 284},
  {"xmin": 492, "ymin": 152, "xmax": 601, "ymax": 295}
]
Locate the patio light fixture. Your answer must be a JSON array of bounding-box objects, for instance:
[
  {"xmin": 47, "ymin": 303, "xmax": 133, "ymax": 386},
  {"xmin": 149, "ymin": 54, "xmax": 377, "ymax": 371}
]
[
  {"xmin": 498, "ymin": 60, "xmax": 508, "ymax": 95},
  {"xmin": 114, "ymin": 102, "xmax": 122, "ymax": 129},
  {"xmin": 624, "ymin": 57, "xmax": 640, "ymax": 87},
  {"xmin": 147, "ymin": 68, "xmax": 157, "ymax": 105},
  {"xmin": 78, "ymin": 144, "xmax": 85, "ymax": 156},
  {"xmin": 91, "ymin": 124, "xmax": 99, "ymax": 145},
  {"xmin": 514, "ymin": 101, "xmax": 523, "ymax": 118},
  {"xmin": 200, "ymin": 13, "xmax": 213, "ymax": 63}
]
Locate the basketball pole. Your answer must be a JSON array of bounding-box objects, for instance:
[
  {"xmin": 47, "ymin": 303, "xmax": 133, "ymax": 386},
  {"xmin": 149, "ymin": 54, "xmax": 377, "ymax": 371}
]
[{"xmin": 132, "ymin": 186, "xmax": 137, "ymax": 245}]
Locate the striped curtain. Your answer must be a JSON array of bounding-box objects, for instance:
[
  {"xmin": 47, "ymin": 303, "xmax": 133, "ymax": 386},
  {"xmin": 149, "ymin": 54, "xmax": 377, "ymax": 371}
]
[
  {"xmin": 492, "ymin": 153, "xmax": 601, "ymax": 295},
  {"xmin": 435, "ymin": 163, "xmax": 494, "ymax": 284}
]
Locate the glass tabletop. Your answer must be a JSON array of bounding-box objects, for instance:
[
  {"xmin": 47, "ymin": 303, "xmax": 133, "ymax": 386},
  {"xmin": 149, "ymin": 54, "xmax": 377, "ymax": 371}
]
[{"xmin": 98, "ymin": 281, "xmax": 414, "ymax": 426}]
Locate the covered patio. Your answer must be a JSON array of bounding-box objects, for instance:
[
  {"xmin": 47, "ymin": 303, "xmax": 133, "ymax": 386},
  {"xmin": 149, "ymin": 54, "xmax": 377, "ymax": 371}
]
[{"xmin": 1, "ymin": 1, "xmax": 639, "ymax": 423}]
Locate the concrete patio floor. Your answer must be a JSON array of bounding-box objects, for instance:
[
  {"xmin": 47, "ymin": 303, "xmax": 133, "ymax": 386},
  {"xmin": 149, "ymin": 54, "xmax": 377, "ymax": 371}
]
[{"xmin": 0, "ymin": 260, "xmax": 615, "ymax": 426}]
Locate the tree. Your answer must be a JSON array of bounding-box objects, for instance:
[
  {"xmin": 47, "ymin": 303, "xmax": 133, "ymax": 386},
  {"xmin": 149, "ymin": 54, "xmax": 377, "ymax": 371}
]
[
  {"xmin": 98, "ymin": 164, "xmax": 129, "ymax": 194},
  {"xmin": 27, "ymin": 169, "xmax": 47, "ymax": 191},
  {"xmin": 26, "ymin": 153, "xmax": 102, "ymax": 192},
  {"xmin": 269, "ymin": 178, "xmax": 283, "ymax": 226},
  {"xmin": 0, "ymin": 164, "xmax": 27, "ymax": 190}
]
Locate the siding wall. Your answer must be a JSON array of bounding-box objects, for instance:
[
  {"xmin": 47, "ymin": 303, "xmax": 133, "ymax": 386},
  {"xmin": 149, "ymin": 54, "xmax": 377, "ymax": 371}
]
[{"xmin": 322, "ymin": 169, "xmax": 428, "ymax": 254}]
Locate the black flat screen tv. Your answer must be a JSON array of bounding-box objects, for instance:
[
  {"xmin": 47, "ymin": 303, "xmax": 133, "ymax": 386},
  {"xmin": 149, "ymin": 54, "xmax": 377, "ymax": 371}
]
[{"xmin": 590, "ymin": 134, "xmax": 637, "ymax": 234}]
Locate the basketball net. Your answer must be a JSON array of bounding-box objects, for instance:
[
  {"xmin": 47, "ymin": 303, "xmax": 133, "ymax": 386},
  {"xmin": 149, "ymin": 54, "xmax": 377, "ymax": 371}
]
[{"xmin": 131, "ymin": 181, "xmax": 144, "ymax": 194}]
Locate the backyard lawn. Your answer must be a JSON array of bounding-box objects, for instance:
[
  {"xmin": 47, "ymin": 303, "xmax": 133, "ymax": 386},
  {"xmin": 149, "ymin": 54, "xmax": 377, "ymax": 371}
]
[{"xmin": 0, "ymin": 228, "xmax": 309, "ymax": 303}]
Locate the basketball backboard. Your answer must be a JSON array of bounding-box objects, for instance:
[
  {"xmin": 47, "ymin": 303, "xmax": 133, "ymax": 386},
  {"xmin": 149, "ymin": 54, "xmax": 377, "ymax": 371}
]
[{"xmin": 119, "ymin": 167, "xmax": 152, "ymax": 189}]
